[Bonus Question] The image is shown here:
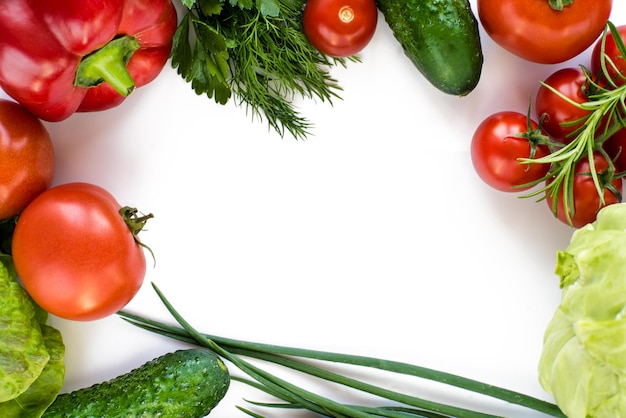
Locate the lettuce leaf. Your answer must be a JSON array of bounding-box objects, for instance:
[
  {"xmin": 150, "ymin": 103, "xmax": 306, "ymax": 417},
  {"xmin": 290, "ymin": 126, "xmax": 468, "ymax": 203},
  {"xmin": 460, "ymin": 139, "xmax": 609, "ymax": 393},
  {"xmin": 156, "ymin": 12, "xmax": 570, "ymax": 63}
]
[{"xmin": 0, "ymin": 261, "xmax": 65, "ymax": 417}]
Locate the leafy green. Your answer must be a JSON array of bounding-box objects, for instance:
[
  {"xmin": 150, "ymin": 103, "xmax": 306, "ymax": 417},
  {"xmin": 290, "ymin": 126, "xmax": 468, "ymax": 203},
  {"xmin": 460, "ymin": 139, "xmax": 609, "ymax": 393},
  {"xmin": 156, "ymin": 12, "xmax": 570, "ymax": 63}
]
[
  {"xmin": 539, "ymin": 203, "xmax": 626, "ymax": 418},
  {"xmin": 0, "ymin": 261, "xmax": 65, "ymax": 417},
  {"xmin": 0, "ymin": 325, "xmax": 65, "ymax": 417},
  {"xmin": 0, "ymin": 263, "xmax": 49, "ymax": 402},
  {"xmin": 171, "ymin": 0, "xmax": 350, "ymax": 139}
]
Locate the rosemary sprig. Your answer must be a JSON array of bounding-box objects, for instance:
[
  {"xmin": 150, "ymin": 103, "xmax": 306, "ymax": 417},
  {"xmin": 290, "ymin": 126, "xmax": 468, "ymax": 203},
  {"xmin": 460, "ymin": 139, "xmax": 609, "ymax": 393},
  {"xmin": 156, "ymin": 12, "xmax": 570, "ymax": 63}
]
[
  {"xmin": 118, "ymin": 283, "xmax": 565, "ymax": 418},
  {"xmin": 172, "ymin": 0, "xmax": 351, "ymax": 139},
  {"xmin": 519, "ymin": 22, "xmax": 626, "ymax": 225}
]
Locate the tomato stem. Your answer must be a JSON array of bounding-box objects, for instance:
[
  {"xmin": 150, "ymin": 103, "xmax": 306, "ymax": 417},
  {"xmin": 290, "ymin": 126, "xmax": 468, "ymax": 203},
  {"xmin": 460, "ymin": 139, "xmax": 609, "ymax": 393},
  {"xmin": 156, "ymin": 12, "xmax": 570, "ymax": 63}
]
[
  {"xmin": 548, "ymin": 0, "xmax": 573, "ymax": 11},
  {"xmin": 120, "ymin": 206, "xmax": 156, "ymax": 266}
]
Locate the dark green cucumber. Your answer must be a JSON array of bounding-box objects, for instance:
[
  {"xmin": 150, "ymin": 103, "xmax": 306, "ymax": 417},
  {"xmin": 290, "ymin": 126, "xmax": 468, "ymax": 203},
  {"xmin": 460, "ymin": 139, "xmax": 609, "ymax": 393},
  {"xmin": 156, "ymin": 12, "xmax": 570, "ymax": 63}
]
[
  {"xmin": 377, "ymin": 0, "xmax": 483, "ymax": 96},
  {"xmin": 42, "ymin": 349, "xmax": 230, "ymax": 418}
]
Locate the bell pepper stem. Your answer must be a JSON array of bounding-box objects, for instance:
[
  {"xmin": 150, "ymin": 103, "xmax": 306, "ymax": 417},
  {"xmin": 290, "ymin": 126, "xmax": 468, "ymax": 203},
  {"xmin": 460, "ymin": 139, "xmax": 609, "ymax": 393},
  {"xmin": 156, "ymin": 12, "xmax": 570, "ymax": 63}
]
[{"xmin": 75, "ymin": 35, "xmax": 141, "ymax": 97}]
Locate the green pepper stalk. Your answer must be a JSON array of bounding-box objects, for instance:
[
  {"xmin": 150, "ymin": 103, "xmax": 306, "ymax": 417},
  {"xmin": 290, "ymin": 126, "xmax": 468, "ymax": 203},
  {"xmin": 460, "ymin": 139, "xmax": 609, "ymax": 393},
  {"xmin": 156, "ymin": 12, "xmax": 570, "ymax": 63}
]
[{"xmin": 119, "ymin": 283, "xmax": 565, "ymax": 418}]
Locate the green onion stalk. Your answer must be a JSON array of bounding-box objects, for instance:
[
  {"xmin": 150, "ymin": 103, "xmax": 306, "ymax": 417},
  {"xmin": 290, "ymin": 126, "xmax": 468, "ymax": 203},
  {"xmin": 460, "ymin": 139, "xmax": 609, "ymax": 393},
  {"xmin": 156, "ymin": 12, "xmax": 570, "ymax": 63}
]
[{"xmin": 118, "ymin": 283, "xmax": 564, "ymax": 418}]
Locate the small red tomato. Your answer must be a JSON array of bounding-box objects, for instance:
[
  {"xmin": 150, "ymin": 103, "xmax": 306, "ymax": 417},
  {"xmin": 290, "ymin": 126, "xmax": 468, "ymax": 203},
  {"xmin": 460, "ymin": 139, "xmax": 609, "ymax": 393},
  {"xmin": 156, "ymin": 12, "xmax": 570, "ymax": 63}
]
[
  {"xmin": 535, "ymin": 67, "xmax": 591, "ymax": 142},
  {"xmin": 471, "ymin": 111, "xmax": 551, "ymax": 192},
  {"xmin": 591, "ymin": 25, "xmax": 626, "ymax": 86},
  {"xmin": 546, "ymin": 152, "xmax": 622, "ymax": 228},
  {"xmin": 12, "ymin": 182, "xmax": 151, "ymax": 321},
  {"xmin": 303, "ymin": 0, "xmax": 378, "ymax": 57},
  {"xmin": 604, "ymin": 128, "xmax": 626, "ymax": 173},
  {"xmin": 0, "ymin": 99, "xmax": 55, "ymax": 220}
]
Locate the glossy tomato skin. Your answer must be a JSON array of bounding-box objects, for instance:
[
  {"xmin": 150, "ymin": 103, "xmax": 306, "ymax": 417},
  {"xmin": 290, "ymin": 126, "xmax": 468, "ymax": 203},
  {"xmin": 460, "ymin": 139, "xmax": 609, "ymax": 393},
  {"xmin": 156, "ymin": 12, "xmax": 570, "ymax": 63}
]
[
  {"xmin": 591, "ymin": 25, "xmax": 626, "ymax": 86},
  {"xmin": 303, "ymin": 0, "xmax": 378, "ymax": 57},
  {"xmin": 604, "ymin": 128, "xmax": 626, "ymax": 173},
  {"xmin": 471, "ymin": 111, "xmax": 551, "ymax": 192},
  {"xmin": 535, "ymin": 67, "xmax": 590, "ymax": 142},
  {"xmin": 12, "ymin": 182, "xmax": 147, "ymax": 321},
  {"xmin": 478, "ymin": 0, "xmax": 612, "ymax": 64},
  {"xmin": 0, "ymin": 99, "xmax": 55, "ymax": 220},
  {"xmin": 547, "ymin": 153, "xmax": 622, "ymax": 228}
]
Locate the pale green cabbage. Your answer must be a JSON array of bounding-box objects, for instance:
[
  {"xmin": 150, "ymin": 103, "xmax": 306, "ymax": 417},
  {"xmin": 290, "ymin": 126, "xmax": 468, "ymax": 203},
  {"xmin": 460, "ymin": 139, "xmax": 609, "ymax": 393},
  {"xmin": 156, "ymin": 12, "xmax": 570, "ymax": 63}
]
[{"xmin": 539, "ymin": 203, "xmax": 626, "ymax": 418}]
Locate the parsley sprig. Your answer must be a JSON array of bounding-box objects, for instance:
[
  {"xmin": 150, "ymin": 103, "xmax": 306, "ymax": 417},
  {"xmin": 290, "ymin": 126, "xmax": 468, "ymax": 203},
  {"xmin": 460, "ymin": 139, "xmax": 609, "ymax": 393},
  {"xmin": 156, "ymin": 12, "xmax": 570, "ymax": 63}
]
[{"xmin": 172, "ymin": 0, "xmax": 352, "ymax": 139}]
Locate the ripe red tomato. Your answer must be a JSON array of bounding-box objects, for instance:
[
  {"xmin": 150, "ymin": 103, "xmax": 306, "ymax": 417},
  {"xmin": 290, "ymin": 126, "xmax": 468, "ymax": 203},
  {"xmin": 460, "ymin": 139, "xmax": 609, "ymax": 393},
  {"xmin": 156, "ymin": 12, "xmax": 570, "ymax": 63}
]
[
  {"xmin": 591, "ymin": 24, "xmax": 626, "ymax": 86},
  {"xmin": 302, "ymin": 0, "xmax": 378, "ymax": 57},
  {"xmin": 0, "ymin": 99, "xmax": 55, "ymax": 220},
  {"xmin": 471, "ymin": 111, "xmax": 551, "ymax": 192},
  {"xmin": 477, "ymin": 0, "xmax": 611, "ymax": 64},
  {"xmin": 535, "ymin": 67, "xmax": 591, "ymax": 142},
  {"xmin": 12, "ymin": 182, "xmax": 150, "ymax": 321},
  {"xmin": 546, "ymin": 152, "xmax": 622, "ymax": 228}
]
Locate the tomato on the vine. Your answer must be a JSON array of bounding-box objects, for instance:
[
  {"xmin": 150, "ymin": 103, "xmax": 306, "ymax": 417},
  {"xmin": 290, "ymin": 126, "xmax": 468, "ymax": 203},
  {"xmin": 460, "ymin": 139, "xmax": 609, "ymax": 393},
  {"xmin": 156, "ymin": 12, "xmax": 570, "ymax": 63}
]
[
  {"xmin": 12, "ymin": 182, "xmax": 152, "ymax": 321},
  {"xmin": 591, "ymin": 24, "xmax": 626, "ymax": 86},
  {"xmin": 477, "ymin": 0, "xmax": 611, "ymax": 64},
  {"xmin": 0, "ymin": 99, "xmax": 55, "ymax": 220},
  {"xmin": 546, "ymin": 152, "xmax": 622, "ymax": 228},
  {"xmin": 535, "ymin": 67, "xmax": 591, "ymax": 142},
  {"xmin": 471, "ymin": 111, "xmax": 552, "ymax": 192},
  {"xmin": 604, "ymin": 128, "xmax": 626, "ymax": 173},
  {"xmin": 302, "ymin": 0, "xmax": 378, "ymax": 57}
]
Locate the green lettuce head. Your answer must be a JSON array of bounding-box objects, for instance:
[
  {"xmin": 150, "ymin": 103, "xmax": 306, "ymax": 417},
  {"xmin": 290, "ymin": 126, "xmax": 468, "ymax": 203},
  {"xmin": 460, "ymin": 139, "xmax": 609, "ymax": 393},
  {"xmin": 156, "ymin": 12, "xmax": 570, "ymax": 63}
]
[{"xmin": 539, "ymin": 203, "xmax": 626, "ymax": 418}]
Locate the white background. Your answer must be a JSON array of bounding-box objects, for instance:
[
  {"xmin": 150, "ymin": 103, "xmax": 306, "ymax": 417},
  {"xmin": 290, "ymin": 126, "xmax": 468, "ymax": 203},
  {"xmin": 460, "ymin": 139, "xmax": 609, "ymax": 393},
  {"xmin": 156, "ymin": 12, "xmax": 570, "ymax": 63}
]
[{"xmin": 4, "ymin": 1, "xmax": 626, "ymax": 416}]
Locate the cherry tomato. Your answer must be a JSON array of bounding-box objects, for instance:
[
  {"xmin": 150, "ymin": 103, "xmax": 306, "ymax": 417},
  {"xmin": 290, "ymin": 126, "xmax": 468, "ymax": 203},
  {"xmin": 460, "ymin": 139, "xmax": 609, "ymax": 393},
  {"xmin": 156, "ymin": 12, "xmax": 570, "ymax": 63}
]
[
  {"xmin": 302, "ymin": 0, "xmax": 378, "ymax": 57},
  {"xmin": 546, "ymin": 152, "xmax": 622, "ymax": 228},
  {"xmin": 591, "ymin": 24, "xmax": 626, "ymax": 86},
  {"xmin": 535, "ymin": 67, "xmax": 591, "ymax": 142},
  {"xmin": 12, "ymin": 182, "xmax": 150, "ymax": 321},
  {"xmin": 471, "ymin": 111, "xmax": 551, "ymax": 192},
  {"xmin": 477, "ymin": 0, "xmax": 611, "ymax": 64},
  {"xmin": 0, "ymin": 99, "xmax": 55, "ymax": 220},
  {"xmin": 604, "ymin": 128, "xmax": 626, "ymax": 173}
]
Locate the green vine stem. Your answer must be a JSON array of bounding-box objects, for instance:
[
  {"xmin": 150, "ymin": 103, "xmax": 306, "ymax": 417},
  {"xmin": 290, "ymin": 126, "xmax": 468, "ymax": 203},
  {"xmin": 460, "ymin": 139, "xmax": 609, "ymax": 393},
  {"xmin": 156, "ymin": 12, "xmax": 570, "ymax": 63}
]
[
  {"xmin": 519, "ymin": 22, "xmax": 626, "ymax": 225},
  {"xmin": 118, "ymin": 283, "xmax": 565, "ymax": 418},
  {"xmin": 548, "ymin": 0, "xmax": 573, "ymax": 11}
]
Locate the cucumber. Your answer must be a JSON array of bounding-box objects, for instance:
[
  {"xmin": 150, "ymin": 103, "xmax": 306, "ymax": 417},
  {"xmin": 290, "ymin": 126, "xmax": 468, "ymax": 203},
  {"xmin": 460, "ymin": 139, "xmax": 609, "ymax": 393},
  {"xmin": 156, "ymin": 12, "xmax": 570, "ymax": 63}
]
[
  {"xmin": 42, "ymin": 349, "xmax": 230, "ymax": 418},
  {"xmin": 377, "ymin": 0, "xmax": 483, "ymax": 96}
]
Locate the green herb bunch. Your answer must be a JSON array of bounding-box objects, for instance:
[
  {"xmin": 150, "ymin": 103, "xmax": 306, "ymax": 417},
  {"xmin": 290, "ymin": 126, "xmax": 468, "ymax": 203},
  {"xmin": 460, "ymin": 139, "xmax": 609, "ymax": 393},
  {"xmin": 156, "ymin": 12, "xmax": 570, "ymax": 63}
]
[
  {"xmin": 173, "ymin": 0, "xmax": 351, "ymax": 139},
  {"xmin": 520, "ymin": 23, "xmax": 626, "ymax": 225}
]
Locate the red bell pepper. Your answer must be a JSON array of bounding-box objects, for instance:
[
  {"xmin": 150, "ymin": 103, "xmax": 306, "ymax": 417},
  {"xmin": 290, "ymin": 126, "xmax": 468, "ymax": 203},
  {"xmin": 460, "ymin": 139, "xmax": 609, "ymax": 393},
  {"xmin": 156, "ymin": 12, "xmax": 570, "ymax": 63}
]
[{"xmin": 0, "ymin": 0, "xmax": 178, "ymax": 122}]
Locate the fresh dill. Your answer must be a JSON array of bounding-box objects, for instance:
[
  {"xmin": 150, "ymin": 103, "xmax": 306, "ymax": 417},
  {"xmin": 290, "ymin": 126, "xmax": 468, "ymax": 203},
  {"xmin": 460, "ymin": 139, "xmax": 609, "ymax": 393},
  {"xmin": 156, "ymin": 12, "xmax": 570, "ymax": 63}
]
[{"xmin": 171, "ymin": 0, "xmax": 352, "ymax": 139}]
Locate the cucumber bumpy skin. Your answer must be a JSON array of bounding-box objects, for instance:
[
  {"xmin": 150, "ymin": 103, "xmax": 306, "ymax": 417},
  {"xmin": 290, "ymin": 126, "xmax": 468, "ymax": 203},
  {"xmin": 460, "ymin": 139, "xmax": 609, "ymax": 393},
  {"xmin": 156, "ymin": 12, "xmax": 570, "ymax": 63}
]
[
  {"xmin": 377, "ymin": 0, "xmax": 483, "ymax": 96},
  {"xmin": 42, "ymin": 349, "xmax": 230, "ymax": 418}
]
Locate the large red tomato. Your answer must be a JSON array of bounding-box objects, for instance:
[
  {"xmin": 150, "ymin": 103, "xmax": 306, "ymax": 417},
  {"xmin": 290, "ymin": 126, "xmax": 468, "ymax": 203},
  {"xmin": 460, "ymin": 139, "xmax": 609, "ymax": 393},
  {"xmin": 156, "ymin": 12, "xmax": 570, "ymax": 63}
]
[
  {"xmin": 0, "ymin": 99, "xmax": 55, "ymax": 220},
  {"xmin": 302, "ymin": 0, "xmax": 378, "ymax": 57},
  {"xmin": 477, "ymin": 0, "xmax": 612, "ymax": 64},
  {"xmin": 12, "ymin": 182, "xmax": 151, "ymax": 321}
]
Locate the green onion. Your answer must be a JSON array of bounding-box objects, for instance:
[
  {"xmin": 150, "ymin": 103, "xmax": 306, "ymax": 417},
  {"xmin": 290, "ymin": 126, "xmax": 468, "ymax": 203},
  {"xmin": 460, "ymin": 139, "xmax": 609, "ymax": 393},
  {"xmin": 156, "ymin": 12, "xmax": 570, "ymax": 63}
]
[{"xmin": 118, "ymin": 283, "xmax": 565, "ymax": 418}]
